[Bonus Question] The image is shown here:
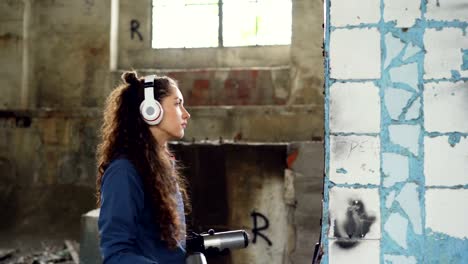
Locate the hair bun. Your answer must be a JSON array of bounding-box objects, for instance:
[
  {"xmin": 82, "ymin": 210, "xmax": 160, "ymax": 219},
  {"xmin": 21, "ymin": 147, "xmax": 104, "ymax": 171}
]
[{"xmin": 121, "ymin": 71, "xmax": 140, "ymax": 85}]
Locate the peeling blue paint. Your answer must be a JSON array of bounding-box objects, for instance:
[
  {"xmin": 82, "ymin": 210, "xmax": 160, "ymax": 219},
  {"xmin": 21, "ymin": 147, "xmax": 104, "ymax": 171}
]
[
  {"xmin": 404, "ymin": 97, "xmax": 421, "ymax": 120},
  {"xmin": 323, "ymin": 0, "xmax": 468, "ymax": 262},
  {"xmin": 426, "ymin": 131, "xmax": 468, "ymax": 138},
  {"xmin": 388, "ymin": 124, "xmax": 420, "ymax": 156},
  {"xmin": 426, "ymin": 21, "xmax": 468, "ymax": 35},
  {"xmin": 426, "ymin": 184, "xmax": 468, "ymax": 190},
  {"xmin": 396, "ymin": 183, "xmax": 422, "ymax": 234},
  {"xmin": 384, "ymin": 254, "xmax": 417, "ymax": 264},
  {"xmin": 380, "ymin": 35, "xmax": 426, "ymax": 259},
  {"xmin": 425, "ymin": 231, "xmax": 468, "ymax": 264},
  {"xmin": 384, "ymin": 33, "xmax": 405, "ymax": 69},
  {"xmin": 336, "ymin": 168, "xmax": 347, "ymax": 174},
  {"xmin": 330, "ymin": 132, "xmax": 379, "ymax": 137},
  {"xmin": 382, "ymin": 153, "xmax": 409, "ymax": 187},
  {"xmin": 451, "ymin": 70, "xmax": 461, "ymax": 79},
  {"xmin": 448, "ymin": 134, "xmax": 462, "ymax": 147},
  {"xmin": 462, "ymin": 49, "xmax": 468, "ymax": 70},
  {"xmin": 427, "ymin": 132, "xmax": 468, "ymax": 148},
  {"xmin": 331, "ymin": 24, "xmax": 380, "ymax": 31},
  {"xmin": 385, "ymin": 190, "xmax": 396, "ymax": 208},
  {"xmin": 384, "ymin": 88, "xmax": 413, "ymax": 120},
  {"xmin": 402, "ymin": 43, "xmax": 422, "ymax": 61},
  {"xmin": 384, "ymin": 213, "xmax": 408, "ymax": 249},
  {"xmin": 389, "ymin": 63, "xmax": 419, "ymax": 91},
  {"xmin": 329, "ymin": 182, "xmax": 380, "ymax": 189},
  {"xmin": 384, "ymin": 21, "xmax": 425, "ymax": 47},
  {"xmin": 423, "ymin": 77, "xmax": 468, "ymax": 83}
]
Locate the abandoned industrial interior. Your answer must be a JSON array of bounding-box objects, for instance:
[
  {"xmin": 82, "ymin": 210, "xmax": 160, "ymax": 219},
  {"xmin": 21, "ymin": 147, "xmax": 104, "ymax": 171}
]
[
  {"xmin": 1, "ymin": 0, "xmax": 468, "ymax": 264},
  {"xmin": 0, "ymin": 0, "xmax": 323, "ymax": 263}
]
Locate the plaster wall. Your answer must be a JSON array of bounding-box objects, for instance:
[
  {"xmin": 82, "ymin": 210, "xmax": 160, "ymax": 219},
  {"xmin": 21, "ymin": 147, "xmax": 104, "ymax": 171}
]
[
  {"xmin": 323, "ymin": 0, "xmax": 468, "ymax": 263},
  {"xmin": 0, "ymin": 0, "xmax": 24, "ymax": 109}
]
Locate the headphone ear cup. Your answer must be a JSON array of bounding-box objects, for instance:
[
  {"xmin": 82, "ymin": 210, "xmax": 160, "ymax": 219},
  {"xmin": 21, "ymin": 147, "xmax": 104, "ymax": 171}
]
[{"xmin": 140, "ymin": 99, "xmax": 164, "ymax": 125}]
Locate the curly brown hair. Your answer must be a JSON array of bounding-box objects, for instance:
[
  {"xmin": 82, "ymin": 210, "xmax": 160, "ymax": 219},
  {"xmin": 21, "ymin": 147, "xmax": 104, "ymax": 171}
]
[{"xmin": 96, "ymin": 71, "xmax": 190, "ymax": 249}]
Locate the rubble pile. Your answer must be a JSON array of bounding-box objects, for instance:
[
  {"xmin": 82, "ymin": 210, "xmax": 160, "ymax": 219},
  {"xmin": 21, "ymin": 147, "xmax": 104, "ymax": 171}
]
[{"xmin": 0, "ymin": 240, "xmax": 79, "ymax": 264}]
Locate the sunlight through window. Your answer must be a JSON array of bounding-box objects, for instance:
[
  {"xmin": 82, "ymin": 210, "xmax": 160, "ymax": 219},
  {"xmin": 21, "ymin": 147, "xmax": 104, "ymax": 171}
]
[{"xmin": 152, "ymin": 0, "xmax": 291, "ymax": 49}]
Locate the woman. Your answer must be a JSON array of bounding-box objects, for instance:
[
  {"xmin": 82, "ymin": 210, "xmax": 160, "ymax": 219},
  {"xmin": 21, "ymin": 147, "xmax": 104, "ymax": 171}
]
[{"xmin": 96, "ymin": 71, "xmax": 191, "ymax": 263}]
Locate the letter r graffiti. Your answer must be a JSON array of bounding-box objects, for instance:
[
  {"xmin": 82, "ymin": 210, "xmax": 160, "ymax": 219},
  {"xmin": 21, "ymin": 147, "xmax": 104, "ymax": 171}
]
[
  {"xmin": 130, "ymin": 19, "xmax": 143, "ymax": 41},
  {"xmin": 251, "ymin": 211, "xmax": 273, "ymax": 246}
]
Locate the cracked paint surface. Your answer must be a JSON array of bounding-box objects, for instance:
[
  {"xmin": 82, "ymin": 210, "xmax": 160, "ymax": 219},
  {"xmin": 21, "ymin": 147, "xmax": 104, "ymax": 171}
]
[{"xmin": 324, "ymin": 0, "xmax": 468, "ymax": 263}]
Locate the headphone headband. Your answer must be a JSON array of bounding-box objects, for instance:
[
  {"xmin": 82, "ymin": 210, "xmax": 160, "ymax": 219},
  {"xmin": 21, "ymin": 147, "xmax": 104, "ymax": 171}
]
[
  {"xmin": 143, "ymin": 75, "xmax": 156, "ymax": 100},
  {"xmin": 144, "ymin": 75, "xmax": 156, "ymax": 88}
]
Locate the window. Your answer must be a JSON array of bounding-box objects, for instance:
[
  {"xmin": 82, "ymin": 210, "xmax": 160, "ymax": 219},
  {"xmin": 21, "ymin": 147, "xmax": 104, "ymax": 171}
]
[{"xmin": 152, "ymin": 0, "xmax": 292, "ymax": 49}]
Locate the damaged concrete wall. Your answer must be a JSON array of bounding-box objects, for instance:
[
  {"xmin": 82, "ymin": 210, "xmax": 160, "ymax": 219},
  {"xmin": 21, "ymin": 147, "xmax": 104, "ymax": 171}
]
[
  {"xmin": 0, "ymin": 0, "xmax": 111, "ymax": 240},
  {"xmin": 0, "ymin": 0, "xmax": 112, "ymax": 110},
  {"xmin": 0, "ymin": 0, "xmax": 111, "ymax": 239},
  {"xmin": 0, "ymin": 0, "xmax": 24, "ymax": 109},
  {"xmin": 33, "ymin": 0, "xmax": 111, "ymax": 109},
  {"xmin": 79, "ymin": 142, "xmax": 323, "ymax": 264},
  {"xmin": 287, "ymin": 142, "xmax": 324, "ymax": 263},
  {"xmin": 174, "ymin": 142, "xmax": 323, "ymax": 264},
  {"xmin": 114, "ymin": 0, "xmax": 324, "ymax": 140},
  {"xmin": 0, "ymin": 110, "xmax": 99, "ymax": 237},
  {"xmin": 323, "ymin": 0, "xmax": 468, "ymax": 263},
  {"xmin": 0, "ymin": 0, "xmax": 324, "ymax": 141},
  {"xmin": 112, "ymin": 68, "xmax": 292, "ymax": 106},
  {"xmin": 0, "ymin": 1, "xmax": 324, "ymax": 263}
]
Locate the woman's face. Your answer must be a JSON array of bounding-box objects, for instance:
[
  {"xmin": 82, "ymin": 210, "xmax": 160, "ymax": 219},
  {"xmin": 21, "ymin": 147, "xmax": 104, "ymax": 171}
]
[{"xmin": 150, "ymin": 85, "xmax": 190, "ymax": 142}]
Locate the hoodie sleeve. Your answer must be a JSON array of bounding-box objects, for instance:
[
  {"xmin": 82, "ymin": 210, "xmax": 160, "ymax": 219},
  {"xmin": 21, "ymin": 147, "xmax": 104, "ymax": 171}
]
[{"xmin": 98, "ymin": 160, "xmax": 158, "ymax": 264}]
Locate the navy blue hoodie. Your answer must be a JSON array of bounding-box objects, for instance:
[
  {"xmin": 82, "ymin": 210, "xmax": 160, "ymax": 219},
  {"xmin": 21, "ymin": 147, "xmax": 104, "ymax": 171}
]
[{"xmin": 98, "ymin": 158, "xmax": 186, "ymax": 264}]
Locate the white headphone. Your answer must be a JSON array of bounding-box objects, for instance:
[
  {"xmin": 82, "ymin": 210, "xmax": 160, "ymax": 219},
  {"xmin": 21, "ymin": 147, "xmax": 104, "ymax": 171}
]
[{"xmin": 140, "ymin": 75, "xmax": 164, "ymax": 125}]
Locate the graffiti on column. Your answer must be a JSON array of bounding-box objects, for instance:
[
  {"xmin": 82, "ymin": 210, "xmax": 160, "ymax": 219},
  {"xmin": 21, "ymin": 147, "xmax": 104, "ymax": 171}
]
[
  {"xmin": 130, "ymin": 19, "xmax": 143, "ymax": 41},
  {"xmin": 333, "ymin": 199, "xmax": 376, "ymax": 249},
  {"xmin": 250, "ymin": 211, "xmax": 273, "ymax": 246}
]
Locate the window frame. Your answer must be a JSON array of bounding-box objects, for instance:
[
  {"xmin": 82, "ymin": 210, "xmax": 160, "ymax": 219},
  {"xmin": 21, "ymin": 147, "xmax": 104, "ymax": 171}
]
[
  {"xmin": 151, "ymin": 0, "xmax": 292, "ymax": 49},
  {"xmin": 112, "ymin": 0, "xmax": 290, "ymax": 70}
]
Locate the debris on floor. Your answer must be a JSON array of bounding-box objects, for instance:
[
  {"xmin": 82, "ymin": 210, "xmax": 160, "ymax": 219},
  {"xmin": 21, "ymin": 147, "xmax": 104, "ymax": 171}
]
[
  {"xmin": 0, "ymin": 240, "xmax": 80, "ymax": 264},
  {"xmin": 0, "ymin": 249, "xmax": 17, "ymax": 262}
]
